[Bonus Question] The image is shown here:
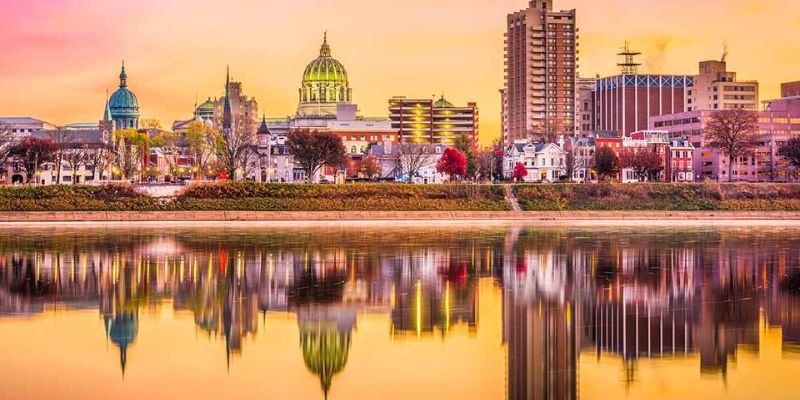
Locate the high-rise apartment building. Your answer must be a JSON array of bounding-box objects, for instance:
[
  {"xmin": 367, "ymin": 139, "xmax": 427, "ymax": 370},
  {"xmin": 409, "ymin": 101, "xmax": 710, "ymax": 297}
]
[
  {"xmin": 389, "ymin": 96, "xmax": 478, "ymax": 145},
  {"xmin": 504, "ymin": 0, "xmax": 578, "ymax": 147},
  {"xmin": 687, "ymin": 60, "xmax": 758, "ymax": 111}
]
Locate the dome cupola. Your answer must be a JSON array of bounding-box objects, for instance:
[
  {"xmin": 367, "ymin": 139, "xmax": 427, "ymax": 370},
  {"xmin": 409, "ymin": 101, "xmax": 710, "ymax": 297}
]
[
  {"xmin": 108, "ymin": 61, "xmax": 140, "ymax": 129},
  {"xmin": 297, "ymin": 33, "xmax": 352, "ymax": 117}
]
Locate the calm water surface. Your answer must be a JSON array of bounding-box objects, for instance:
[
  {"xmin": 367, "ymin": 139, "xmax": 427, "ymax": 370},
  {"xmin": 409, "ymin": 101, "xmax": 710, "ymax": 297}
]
[{"xmin": 1, "ymin": 225, "xmax": 799, "ymax": 400}]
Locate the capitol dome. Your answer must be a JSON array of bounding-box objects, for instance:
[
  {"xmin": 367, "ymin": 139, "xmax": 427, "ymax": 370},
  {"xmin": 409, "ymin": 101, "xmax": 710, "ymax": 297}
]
[
  {"xmin": 297, "ymin": 33, "xmax": 353, "ymax": 117},
  {"xmin": 108, "ymin": 62, "xmax": 140, "ymax": 129}
]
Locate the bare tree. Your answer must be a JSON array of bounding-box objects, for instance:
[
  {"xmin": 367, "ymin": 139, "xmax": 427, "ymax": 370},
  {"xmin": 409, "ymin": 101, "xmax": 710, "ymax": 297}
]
[
  {"xmin": 475, "ymin": 149, "xmax": 498, "ymax": 182},
  {"xmin": 63, "ymin": 145, "xmax": 90, "ymax": 184},
  {"xmin": 528, "ymin": 129, "xmax": 558, "ymax": 144},
  {"xmin": 0, "ymin": 123, "xmax": 13, "ymax": 179},
  {"xmin": 217, "ymin": 121, "xmax": 257, "ymax": 180},
  {"xmin": 396, "ymin": 143, "xmax": 435, "ymax": 182},
  {"xmin": 47, "ymin": 128, "xmax": 76, "ymax": 184},
  {"xmin": 86, "ymin": 145, "xmax": 115, "ymax": 181},
  {"xmin": 704, "ymin": 109, "xmax": 759, "ymax": 182}
]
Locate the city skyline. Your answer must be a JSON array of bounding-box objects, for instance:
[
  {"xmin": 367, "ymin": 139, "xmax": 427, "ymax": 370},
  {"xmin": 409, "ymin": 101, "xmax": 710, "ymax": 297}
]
[{"xmin": 1, "ymin": 0, "xmax": 798, "ymax": 146}]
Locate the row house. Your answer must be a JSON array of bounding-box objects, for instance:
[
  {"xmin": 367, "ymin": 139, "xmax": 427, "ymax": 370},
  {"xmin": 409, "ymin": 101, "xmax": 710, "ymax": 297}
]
[
  {"xmin": 569, "ymin": 136, "xmax": 595, "ymax": 182},
  {"xmin": 1, "ymin": 127, "xmax": 115, "ymax": 185},
  {"xmin": 368, "ymin": 141, "xmax": 449, "ymax": 184},
  {"xmin": 596, "ymin": 130, "xmax": 693, "ymax": 182},
  {"xmin": 503, "ymin": 141, "xmax": 565, "ymax": 183}
]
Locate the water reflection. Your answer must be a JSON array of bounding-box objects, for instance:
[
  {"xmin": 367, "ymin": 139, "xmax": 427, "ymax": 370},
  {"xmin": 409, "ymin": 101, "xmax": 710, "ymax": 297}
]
[{"xmin": 1, "ymin": 226, "xmax": 800, "ymax": 399}]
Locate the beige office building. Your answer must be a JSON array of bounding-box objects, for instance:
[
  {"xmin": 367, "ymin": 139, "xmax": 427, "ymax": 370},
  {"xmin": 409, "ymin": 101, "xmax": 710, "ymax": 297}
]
[{"xmin": 687, "ymin": 60, "xmax": 758, "ymax": 111}]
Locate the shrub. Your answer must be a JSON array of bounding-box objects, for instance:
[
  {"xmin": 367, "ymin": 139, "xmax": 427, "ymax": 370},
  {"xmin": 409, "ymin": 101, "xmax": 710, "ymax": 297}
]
[
  {"xmin": 0, "ymin": 184, "xmax": 160, "ymax": 211},
  {"xmin": 174, "ymin": 182, "xmax": 509, "ymax": 211}
]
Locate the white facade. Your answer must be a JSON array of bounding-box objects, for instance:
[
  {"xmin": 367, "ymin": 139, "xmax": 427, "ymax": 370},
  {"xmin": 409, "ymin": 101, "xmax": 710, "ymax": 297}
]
[
  {"xmin": 503, "ymin": 141, "xmax": 566, "ymax": 182},
  {"xmin": 370, "ymin": 141, "xmax": 448, "ymax": 184}
]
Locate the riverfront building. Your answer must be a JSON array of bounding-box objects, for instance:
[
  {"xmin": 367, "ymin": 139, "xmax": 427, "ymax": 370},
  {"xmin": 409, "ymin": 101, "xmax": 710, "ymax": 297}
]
[
  {"xmin": 504, "ymin": 0, "xmax": 578, "ymax": 146},
  {"xmin": 687, "ymin": 60, "xmax": 758, "ymax": 112},
  {"xmin": 389, "ymin": 96, "xmax": 478, "ymax": 145},
  {"xmin": 651, "ymin": 97, "xmax": 800, "ymax": 181}
]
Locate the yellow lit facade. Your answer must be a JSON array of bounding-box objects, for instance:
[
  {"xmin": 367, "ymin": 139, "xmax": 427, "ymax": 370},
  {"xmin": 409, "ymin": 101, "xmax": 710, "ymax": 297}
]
[{"xmin": 389, "ymin": 96, "xmax": 479, "ymax": 145}]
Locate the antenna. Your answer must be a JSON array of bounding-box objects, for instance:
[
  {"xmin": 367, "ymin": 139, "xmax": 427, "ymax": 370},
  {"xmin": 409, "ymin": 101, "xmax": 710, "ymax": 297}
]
[{"xmin": 617, "ymin": 41, "xmax": 642, "ymax": 75}]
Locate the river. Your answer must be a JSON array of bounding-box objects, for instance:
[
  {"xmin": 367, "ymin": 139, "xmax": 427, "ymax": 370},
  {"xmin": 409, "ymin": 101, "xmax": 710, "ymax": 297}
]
[{"xmin": 0, "ymin": 225, "xmax": 798, "ymax": 400}]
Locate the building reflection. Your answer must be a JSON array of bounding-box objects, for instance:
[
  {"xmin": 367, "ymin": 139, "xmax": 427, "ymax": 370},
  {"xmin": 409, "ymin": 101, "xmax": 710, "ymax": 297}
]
[
  {"xmin": 2, "ymin": 227, "xmax": 800, "ymax": 398},
  {"xmin": 0, "ymin": 228, "xmax": 500, "ymax": 397}
]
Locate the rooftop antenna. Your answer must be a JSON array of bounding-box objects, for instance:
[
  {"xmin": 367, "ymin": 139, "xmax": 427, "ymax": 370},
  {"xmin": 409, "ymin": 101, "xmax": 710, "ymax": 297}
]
[{"xmin": 617, "ymin": 41, "xmax": 642, "ymax": 75}]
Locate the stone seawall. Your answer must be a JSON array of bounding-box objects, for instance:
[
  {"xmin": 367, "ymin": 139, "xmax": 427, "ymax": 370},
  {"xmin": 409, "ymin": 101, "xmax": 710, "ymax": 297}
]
[{"xmin": 0, "ymin": 210, "xmax": 798, "ymax": 222}]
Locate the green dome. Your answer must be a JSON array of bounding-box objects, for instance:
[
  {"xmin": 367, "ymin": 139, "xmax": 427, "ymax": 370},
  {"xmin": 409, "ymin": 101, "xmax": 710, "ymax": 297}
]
[
  {"xmin": 434, "ymin": 95, "xmax": 454, "ymax": 108},
  {"xmin": 302, "ymin": 34, "xmax": 348, "ymax": 84},
  {"xmin": 197, "ymin": 98, "xmax": 214, "ymax": 112},
  {"xmin": 297, "ymin": 33, "xmax": 353, "ymax": 117},
  {"xmin": 109, "ymin": 62, "xmax": 140, "ymax": 118},
  {"xmin": 109, "ymin": 88, "xmax": 139, "ymax": 117}
]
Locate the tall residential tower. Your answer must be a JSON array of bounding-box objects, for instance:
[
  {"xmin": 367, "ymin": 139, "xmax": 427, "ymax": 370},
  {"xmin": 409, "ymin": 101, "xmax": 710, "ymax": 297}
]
[{"xmin": 504, "ymin": 0, "xmax": 578, "ymax": 146}]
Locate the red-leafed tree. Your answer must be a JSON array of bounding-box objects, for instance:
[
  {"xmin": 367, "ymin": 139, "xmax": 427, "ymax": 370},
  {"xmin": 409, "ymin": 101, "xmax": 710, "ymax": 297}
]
[
  {"xmin": 620, "ymin": 147, "xmax": 664, "ymax": 182},
  {"xmin": 512, "ymin": 162, "xmax": 528, "ymax": 182},
  {"xmin": 11, "ymin": 137, "xmax": 57, "ymax": 183},
  {"xmin": 436, "ymin": 148, "xmax": 467, "ymax": 182}
]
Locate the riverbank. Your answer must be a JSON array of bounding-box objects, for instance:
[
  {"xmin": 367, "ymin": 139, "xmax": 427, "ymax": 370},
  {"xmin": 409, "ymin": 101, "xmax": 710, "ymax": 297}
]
[
  {"xmin": 1, "ymin": 210, "xmax": 798, "ymax": 223},
  {"xmin": 4, "ymin": 182, "xmax": 800, "ymax": 214}
]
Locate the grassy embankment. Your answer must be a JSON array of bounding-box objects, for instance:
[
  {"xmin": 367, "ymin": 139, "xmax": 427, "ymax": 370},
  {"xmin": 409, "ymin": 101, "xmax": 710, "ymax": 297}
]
[
  {"xmin": 513, "ymin": 183, "xmax": 800, "ymax": 211},
  {"xmin": 0, "ymin": 183, "xmax": 509, "ymax": 211},
  {"xmin": 2, "ymin": 182, "xmax": 800, "ymax": 212}
]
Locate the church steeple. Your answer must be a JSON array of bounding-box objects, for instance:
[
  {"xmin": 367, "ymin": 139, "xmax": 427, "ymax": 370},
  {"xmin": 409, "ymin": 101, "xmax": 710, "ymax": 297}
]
[
  {"xmin": 103, "ymin": 89, "xmax": 112, "ymax": 121},
  {"xmin": 222, "ymin": 65, "xmax": 233, "ymax": 131},
  {"xmin": 119, "ymin": 61, "xmax": 127, "ymax": 88}
]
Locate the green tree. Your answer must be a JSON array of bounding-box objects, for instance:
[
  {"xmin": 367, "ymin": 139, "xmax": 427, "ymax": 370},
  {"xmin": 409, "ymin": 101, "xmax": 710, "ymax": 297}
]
[
  {"xmin": 778, "ymin": 137, "xmax": 800, "ymax": 180},
  {"xmin": 150, "ymin": 130, "xmax": 180, "ymax": 178},
  {"xmin": 453, "ymin": 134, "xmax": 477, "ymax": 179},
  {"xmin": 185, "ymin": 122, "xmax": 218, "ymax": 179},
  {"xmin": 115, "ymin": 128, "xmax": 151, "ymax": 181},
  {"xmin": 594, "ymin": 146, "xmax": 619, "ymax": 181},
  {"xmin": 140, "ymin": 118, "xmax": 162, "ymax": 130}
]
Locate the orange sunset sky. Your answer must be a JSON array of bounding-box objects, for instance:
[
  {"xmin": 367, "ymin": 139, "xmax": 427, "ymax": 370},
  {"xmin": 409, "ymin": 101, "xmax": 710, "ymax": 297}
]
[{"xmin": 0, "ymin": 0, "xmax": 798, "ymax": 145}]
